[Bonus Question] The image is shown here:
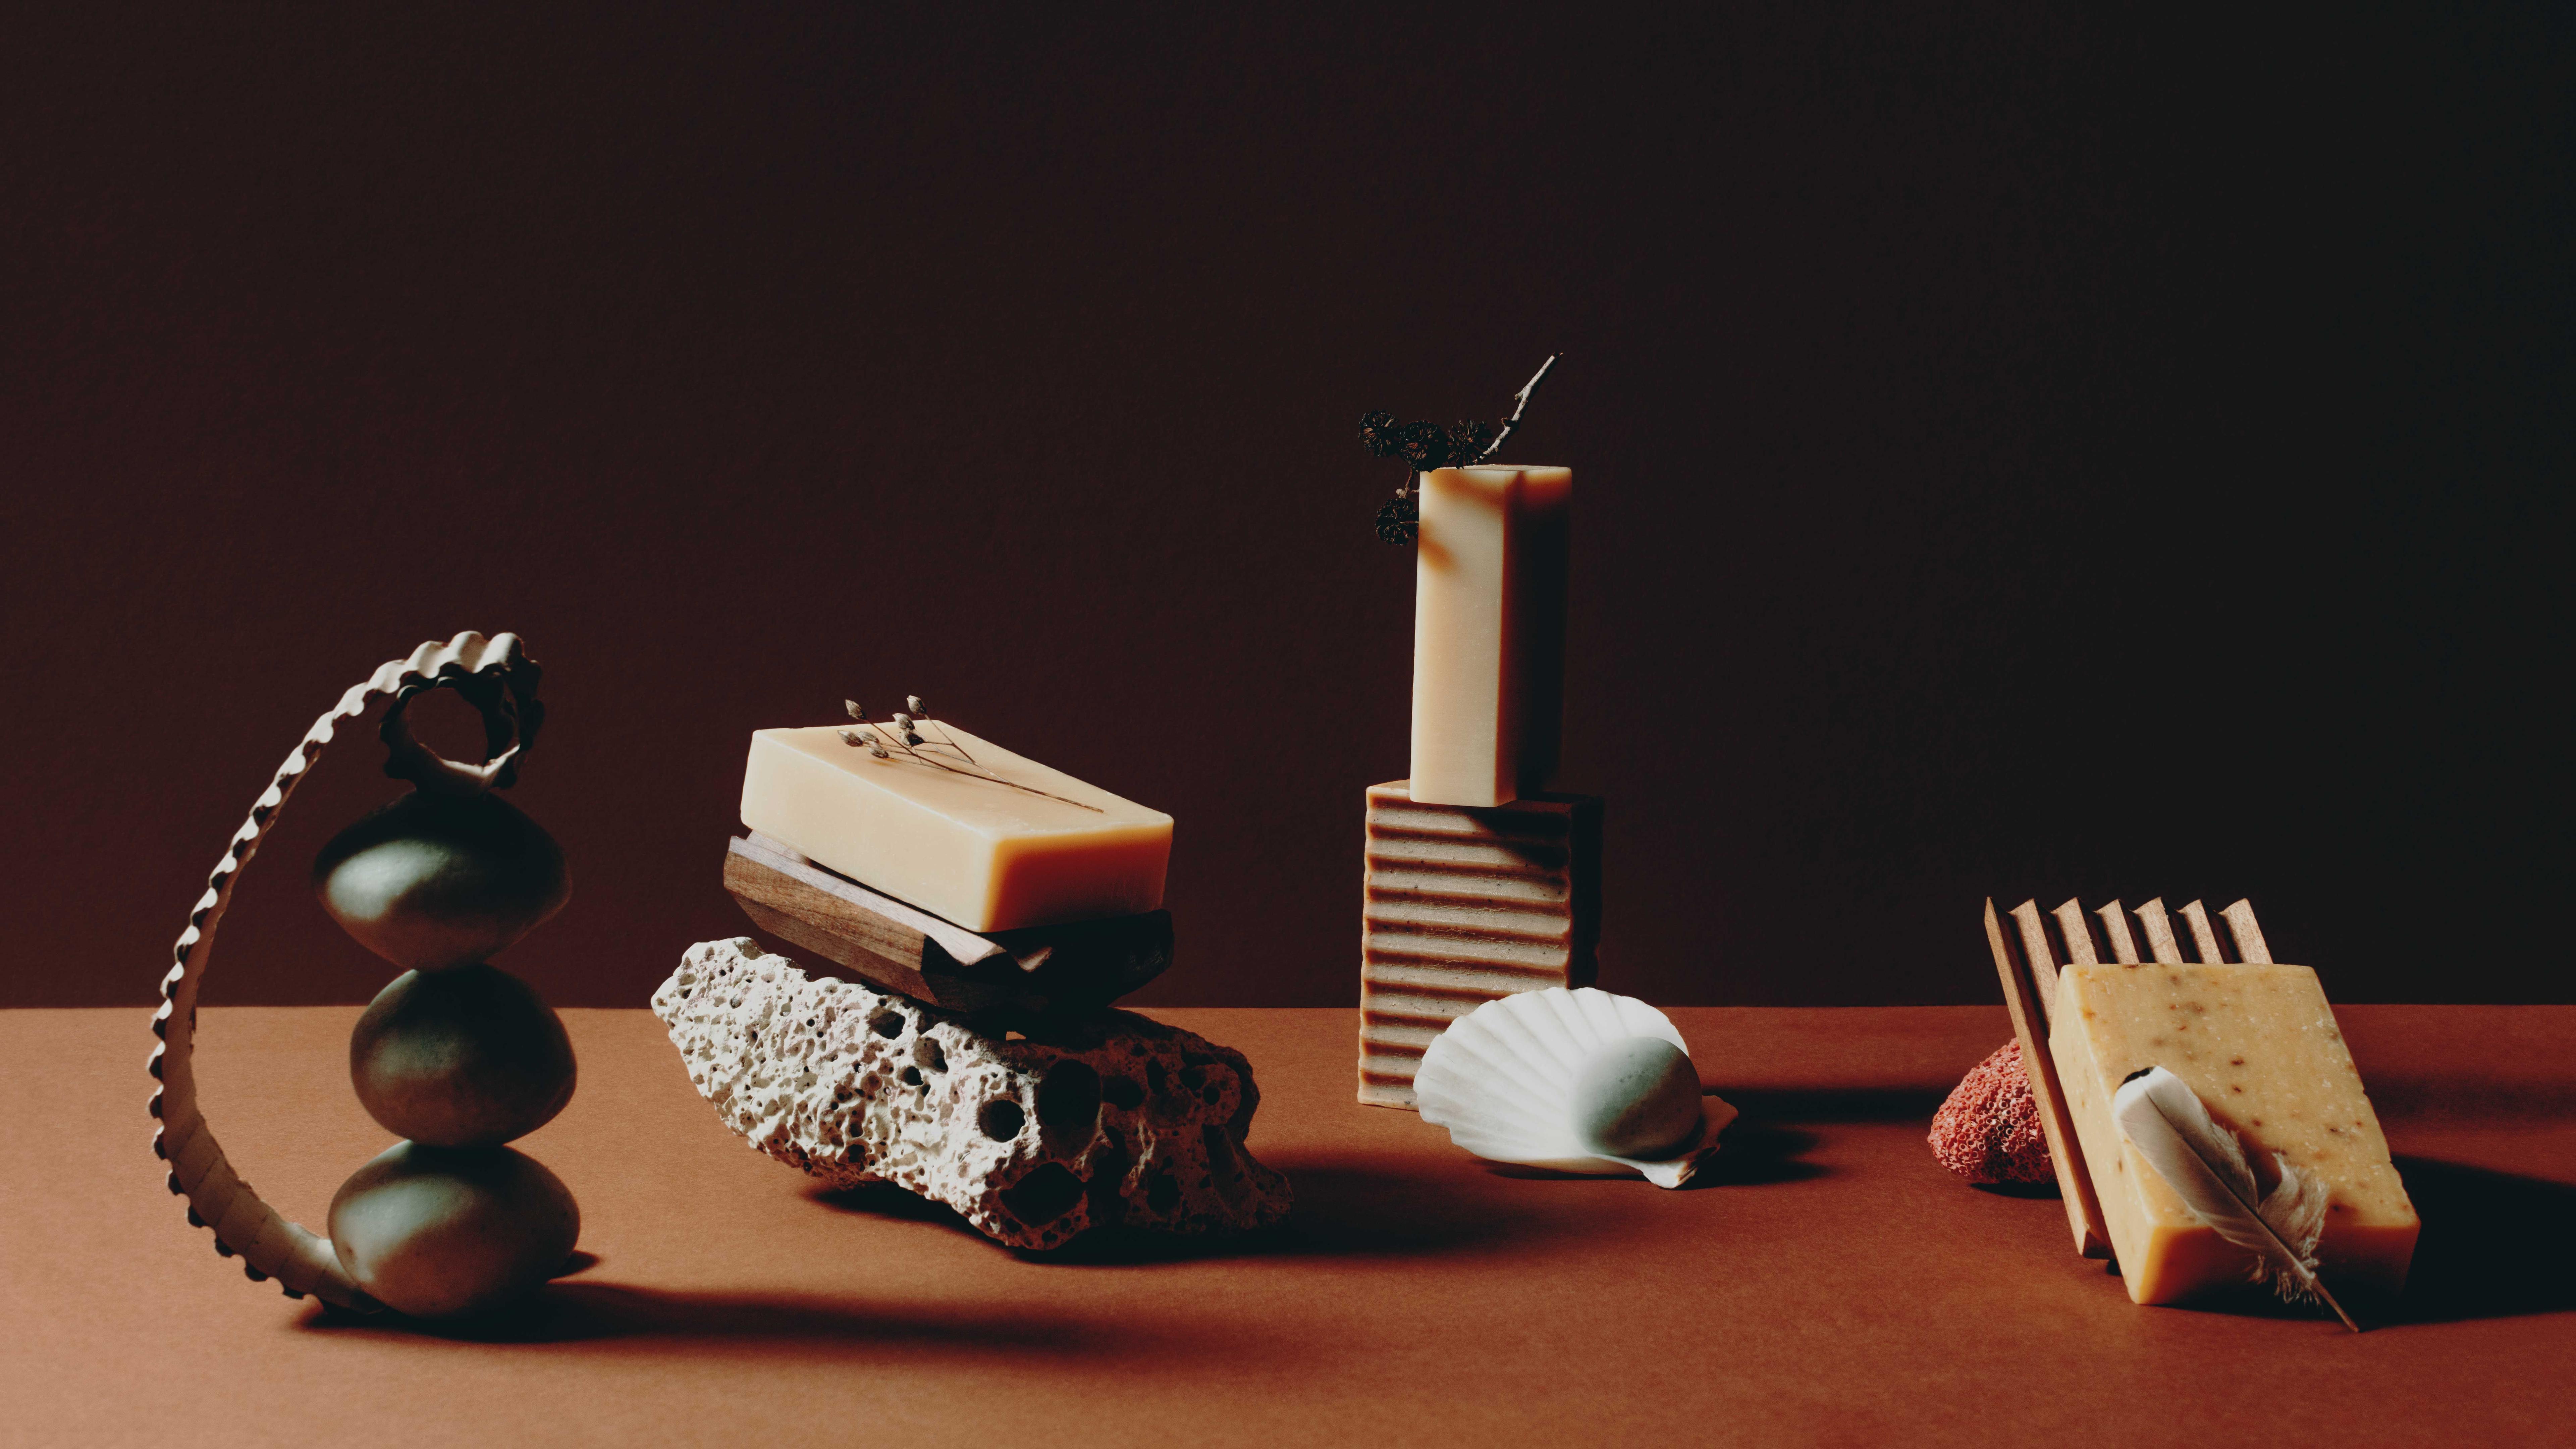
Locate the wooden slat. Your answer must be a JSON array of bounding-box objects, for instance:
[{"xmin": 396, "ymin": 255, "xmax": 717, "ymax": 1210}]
[
  {"xmin": 2134, "ymin": 898, "xmax": 2184, "ymax": 963},
  {"xmin": 2008, "ymin": 899, "xmax": 2061, "ymax": 1016},
  {"xmin": 2221, "ymin": 898, "xmax": 2274, "ymax": 965},
  {"xmin": 2052, "ymin": 899, "xmax": 2100, "ymax": 967},
  {"xmin": 2178, "ymin": 899, "xmax": 2226, "ymax": 963},
  {"xmin": 2095, "ymin": 900, "xmax": 2141, "ymax": 965},
  {"xmin": 1984, "ymin": 898, "xmax": 2111, "ymax": 1258}
]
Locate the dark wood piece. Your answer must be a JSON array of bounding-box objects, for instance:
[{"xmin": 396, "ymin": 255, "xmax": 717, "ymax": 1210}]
[{"xmin": 722, "ymin": 834, "xmax": 1170, "ymax": 1014}]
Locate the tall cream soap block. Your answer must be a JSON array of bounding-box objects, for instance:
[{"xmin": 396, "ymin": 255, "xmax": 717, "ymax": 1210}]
[
  {"xmin": 740, "ymin": 723, "xmax": 1172, "ymax": 933},
  {"xmin": 1408, "ymin": 465, "xmax": 1572, "ymax": 808}
]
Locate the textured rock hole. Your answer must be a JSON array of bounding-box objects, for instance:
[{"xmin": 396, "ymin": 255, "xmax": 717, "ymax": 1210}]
[
  {"xmin": 1178, "ymin": 1064, "xmax": 1207, "ymax": 1091},
  {"xmin": 1146, "ymin": 1172, "xmax": 1180, "ymax": 1215},
  {"xmin": 900, "ymin": 1066, "xmax": 923, "ymax": 1086},
  {"xmin": 914, "ymin": 1038, "xmax": 946, "ymax": 1072},
  {"xmin": 999, "ymin": 1163, "xmax": 1084, "ymax": 1227},
  {"xmin": 1144, "ymin": 1059, "xmax": 1168, "ymax": 1095},
  {"xmin": 979, "ymin": 1098, "xmax": 1026, "ymax": 1140},
  {"xmin": 1086, "ymin": 1136, "xmax": 1131, "ymax": 1230},
  {"xmin": 1036, "ymin": 1061, "xmax": 1102, "ymax": 1133},
  {"xmin": 1102, "ymin": 1076, "xmax": 1143, "ymax": 1112},
  {"xmin": 869, "ymin": 1010, "xmax": 906, "ymax": 1039}
]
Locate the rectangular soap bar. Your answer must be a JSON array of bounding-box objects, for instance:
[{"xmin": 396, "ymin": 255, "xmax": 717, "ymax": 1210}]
[
  {"xmin": 2049, "ymin": 962, "xmax": 2418, "ymax": 1304},
  {"xmin": 1358, "ymin": 781, "xmax": 1600, "ymax": 1108},
  {"xmin": 740, "ymin": 722, "xmax": 1171, "ymax": 933},
  {"xmin": 1409, "ymin": 464, "xmax": 1571, "ymax": 808}
]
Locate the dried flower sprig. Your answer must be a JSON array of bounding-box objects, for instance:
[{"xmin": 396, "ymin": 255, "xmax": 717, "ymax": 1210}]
[
  {"xmin": 1360, "ymin": 354, "xmax": 1559, "ymax": 542},
  {"xmin": 836, "ymin": 695, "xmax": 1104, "ymax": 812}
]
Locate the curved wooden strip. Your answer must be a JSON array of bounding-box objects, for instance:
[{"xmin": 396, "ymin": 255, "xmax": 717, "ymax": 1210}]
[{"xmin": 150, "ymin": 631, "xmax": 535, "ymax": 1309}]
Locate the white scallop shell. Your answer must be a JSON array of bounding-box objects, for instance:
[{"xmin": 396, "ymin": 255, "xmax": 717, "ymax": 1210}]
[{"xmin": 1413, "ymin": 987, "xmax": 1736, "ymax": 1189}]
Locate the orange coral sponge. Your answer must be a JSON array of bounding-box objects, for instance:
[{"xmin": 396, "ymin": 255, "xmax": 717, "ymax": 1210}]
[{"xmin": 1928, "ymin": 1040, "xmax": 2054, "ymax": 1185}]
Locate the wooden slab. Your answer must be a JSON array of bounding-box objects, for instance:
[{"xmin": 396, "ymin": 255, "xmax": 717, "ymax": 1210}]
[
  {"xmin": 722, "ymin": 834, "xmax": 1171, "ymax": 1014},
  {"xmin": 1984, "ymin": 897, "xmax": 2111, "ymax": 1258}
]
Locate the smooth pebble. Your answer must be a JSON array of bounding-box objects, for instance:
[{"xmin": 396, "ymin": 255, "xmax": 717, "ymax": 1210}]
[
  {"xmin": 1569, "ymin": 1036, "xmax": 1705, "ymax": 1159},
  {"xmin": 329, "ymin": 1141, "xmax": 580, "ymax": 1319}
]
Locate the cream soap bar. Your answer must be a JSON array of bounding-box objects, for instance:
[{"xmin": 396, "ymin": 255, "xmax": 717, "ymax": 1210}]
[
  {"xmin": 739, "ymin": 723, "xmax": 1171, "ymax": 933},
  {"xmin": 1409, "ymin": 464, "xmax": 1571, "ymax": 808},
  {"xmin": 2049, "ymin": 961, "xmax": 2418, "ymax": 1304}
]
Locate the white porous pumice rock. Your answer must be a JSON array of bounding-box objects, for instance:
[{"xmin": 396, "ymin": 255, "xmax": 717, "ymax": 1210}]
[{"xmin": 653, "ymin": 938, "xmax": 1292, "ymax": 1250}]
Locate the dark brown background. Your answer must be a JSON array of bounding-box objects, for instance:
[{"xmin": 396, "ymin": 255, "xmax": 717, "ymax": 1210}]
[{"xmin": 2, "ymin": 6, "xmax": 2566, "ymax": 1010}]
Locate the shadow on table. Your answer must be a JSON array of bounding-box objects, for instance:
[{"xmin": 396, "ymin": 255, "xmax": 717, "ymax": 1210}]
[
  {"xmin": 1722, "ymin": 1086, "xmax": 1948, "ymax": 1124},
  {"xmin": 2145, "ymin": 1155, "xmax": 2576, "ymax": 1329},
  {"xmin": 810, "ymin": 1152, "xmax": 1569, "ymax": 1265},
  {"xmin": 2384, "ymin": 1156, "xmax": 2576, "ymax": 1324},
  {"xmin": 299, "ymin": 1275, "xmax": 1181, "ymax": 1357},
  {"xmin": 1479, "ymin": 1119, "xmax": 1828, "ymax": 1190}
]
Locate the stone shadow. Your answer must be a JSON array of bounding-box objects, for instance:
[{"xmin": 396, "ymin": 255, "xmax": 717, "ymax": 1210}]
[
  {"xmin": 810, "ymin": 1152, "xmax": 1555, "ymax": 1265},
  {"xmin": 298, "ymin": 1278, "xmax": 1193, "ymax": 1357}
]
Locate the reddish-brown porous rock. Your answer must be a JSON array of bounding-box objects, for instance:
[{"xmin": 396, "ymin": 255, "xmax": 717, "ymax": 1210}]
[{"xmin": 1928, "ymin": 1040, "xmax": 2054, "ymax": 1185}]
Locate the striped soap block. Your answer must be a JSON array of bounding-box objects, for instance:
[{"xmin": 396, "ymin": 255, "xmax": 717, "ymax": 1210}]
[{"xmin": 1359, "ymin": 781, "xmax": 1602, "ymax": 1108}]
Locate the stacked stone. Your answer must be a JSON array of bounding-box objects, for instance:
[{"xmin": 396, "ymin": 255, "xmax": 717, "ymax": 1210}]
[
  {"xmin": 310, "ymin": 781, "xmax": 581, "ymax": 1319},
  {"xmin": 671, "ymin": 832, "xmax": 1291, "ymax": 1248}
]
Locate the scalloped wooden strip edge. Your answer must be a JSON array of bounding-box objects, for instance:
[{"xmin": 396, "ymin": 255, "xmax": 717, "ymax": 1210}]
[{"xmin": 154, "ymin": 630, "xmax": 531, "ymax": 1311}]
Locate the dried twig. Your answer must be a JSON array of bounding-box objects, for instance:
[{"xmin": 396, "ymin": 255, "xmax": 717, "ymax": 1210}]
[
  {"xmin": 1359, "ymin": 353, "xmax": 1561, "ymax": 542},
  {"xmin": 838, "ymin": 697, "xmax": 1104, "ymax": 813}
]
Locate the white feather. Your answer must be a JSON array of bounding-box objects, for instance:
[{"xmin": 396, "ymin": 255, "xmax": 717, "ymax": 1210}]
[{"xmin": 2113, "ymin": 1066, "xmax": 2350, "ymax": 1325}]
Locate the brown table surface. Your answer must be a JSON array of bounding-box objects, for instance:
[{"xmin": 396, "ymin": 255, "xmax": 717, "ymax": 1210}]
[{"xmin": 5, "ymin": 1003, "xmax": 2571, "ymax": 1446}]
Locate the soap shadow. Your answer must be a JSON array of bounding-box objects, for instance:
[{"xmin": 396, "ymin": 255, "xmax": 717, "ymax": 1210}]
[
  {"xmin": 811, "ymin": 1157, "xmax": 1549, "ymax": 1265},
  {"xmin": 1969, "ymin": 1180, "xmax": 2061, "ymax": 1200},
  {"xmin": 1690, "ymin": 1122, "xmax": 1828, "ymax": 1186},
  {"xmin": 2143, "ymin": 1156, "xmax": 2576, "ymax": 1329},
  {"xmin": 1722, "ymin": 1087, "xmax": 1948, "ymax": 1123},
  {"xmin": 300, "ymin": 1280, "xmax": 1173, "ymax": 1358},
  {"xmin": 2384, "ymin": 1156, "xmax": 2576, "ymax": 1324},
  {"xmin": 1475, "ymin": 1120, "xmax": 1827, "ymax": 1190},
  {"xmin": 2354, "ymin": 1076, "xmax": 2576, "ymax": 1123}
]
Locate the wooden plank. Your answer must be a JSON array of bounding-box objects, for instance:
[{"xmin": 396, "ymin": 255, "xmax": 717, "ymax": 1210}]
[
  {"xmin": 1985, "ymin": 898, "xmax": 2112, "ymax": 1259},
  {"xmin": 723, "ymin": 836, "xmax": 1171, "ymax": 1014}
]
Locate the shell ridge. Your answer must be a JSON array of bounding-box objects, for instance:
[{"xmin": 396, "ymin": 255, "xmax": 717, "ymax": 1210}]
[{"xmin": 1412, "ymin": 987, "xmax": 1723, "ymax": 1186}]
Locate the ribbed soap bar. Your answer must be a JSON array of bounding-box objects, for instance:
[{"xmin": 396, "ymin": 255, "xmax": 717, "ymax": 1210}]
[{"xmin": 1358, "ymin": 781, "xmax": 1601, "ymax": 1108}]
